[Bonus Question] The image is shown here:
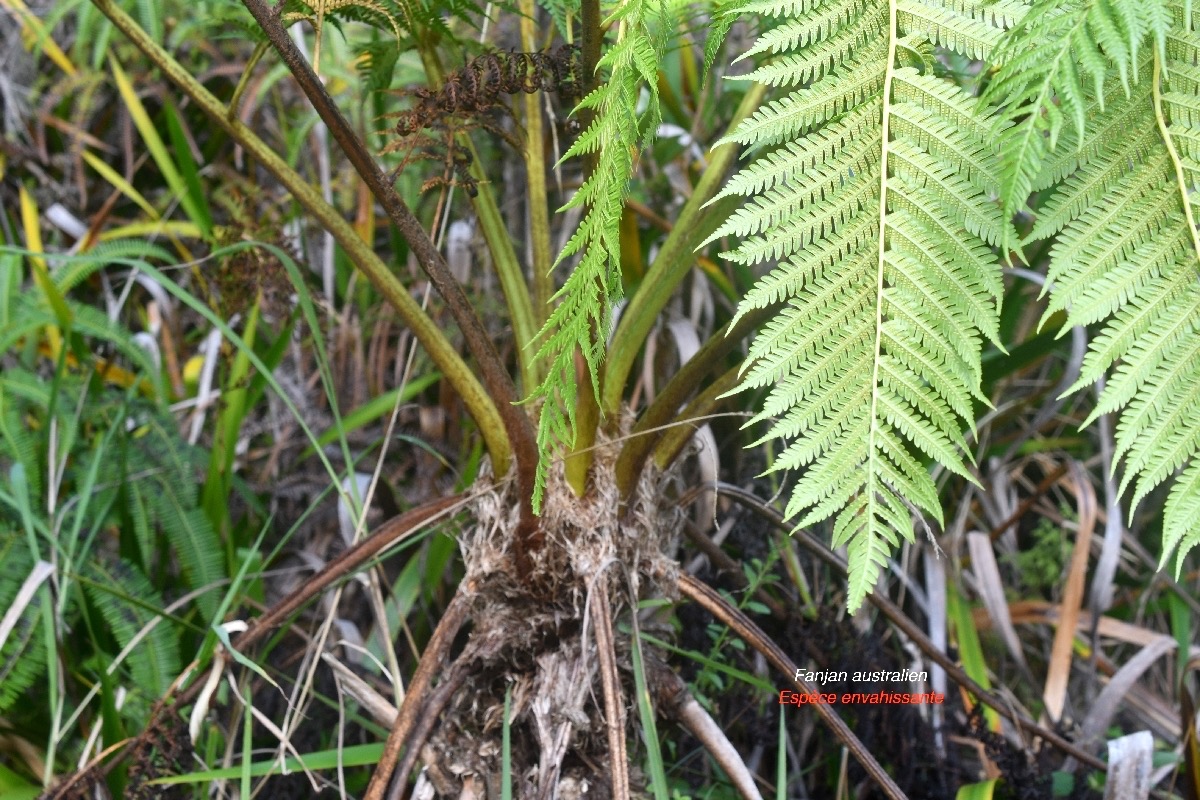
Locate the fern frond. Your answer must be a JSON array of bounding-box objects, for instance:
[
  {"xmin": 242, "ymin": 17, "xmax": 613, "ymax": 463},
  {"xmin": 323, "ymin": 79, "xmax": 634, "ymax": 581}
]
[
  {"xmin": 85, "ymin": 558, "xmax": 181, "ymax": 698},
  {"xmin": 0, "ymin": 376, "xmax": 44, "ymax": 504},
  {"xmin": 354, "ymin": 39, "xmax": 403, "ymax": 91},
  {"xmin": 895, "ymin": 0, "xmax": 1004, "ymax": 59},
  {"xmin": 537, "ymin": 0, "xmax": 580, "ymax": 36},
  {"xmin": 720, "ymin": 0, "xmax": 1012, "ymax": 610},
  {"xmin": 704, "ymin": 0, "xmax": 751, "ymax": 77},
  {"xmin": 723, "ymin": 38, "xmax": 890, "ymax": 149},
  {"xmin": 0, "ymin": 533, "xmax": 44, "ymax": 715},
  {"xmin": 527, "ymin": 0, "xmax": 666, "ymax": 510},
  {"xmin": 51, "ymin": 240, "xmax": 173, "ymax": 295},
  {"xmin": 152, "ymin": 487, "xmax": 224, "ymax": 623},
  {"xmin": 289, "ymin": 0, "xmax": 405, "ymax": 33},
  {"xmin": 1032, "ymin": 77, "xmax": 1154, "ymax": 192},
  {"xmin": 739, "ymin": 0, "xmax": 866, "ymax": 58},
  {"xmin": 1162, "ymin": 459, "xmax": 1200, "ymax": 575},
  {"xmin": 1041, "ymin": 151, "xmax": 1181, "ymax": 321},
  {"xmin": 1028, "ymin": 88, "xmax": 1158, "ymax": 240},
  {"xmin": 1008, "ymin": 4, "xmax": 1200, "ymax": 573},
  {"xmin": 745, "ymin": 27, "xmax": 887, "ymax": 87},
  {"xmin": 984, "ymin": 0, "xmax": 1172, "ymax": 243},
  {"xmin": 124, "ymin": 411, "xmax": 225, "ymax": 621}
]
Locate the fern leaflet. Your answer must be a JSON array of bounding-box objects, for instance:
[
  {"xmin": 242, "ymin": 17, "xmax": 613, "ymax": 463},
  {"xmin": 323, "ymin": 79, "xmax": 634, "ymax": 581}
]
[
  {"xmin": 983, "ymin": 0, "xmax": 1172, "ymax": 246},
  {"xmin": 85, "ymin": 558, "xmax": 182, "ymax": 699}
]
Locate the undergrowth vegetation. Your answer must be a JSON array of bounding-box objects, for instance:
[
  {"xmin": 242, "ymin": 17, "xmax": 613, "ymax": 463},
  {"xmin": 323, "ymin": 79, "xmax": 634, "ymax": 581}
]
[{"xmin": 1, "ymin": 0, "xmax": 1200, "ymax": 796}]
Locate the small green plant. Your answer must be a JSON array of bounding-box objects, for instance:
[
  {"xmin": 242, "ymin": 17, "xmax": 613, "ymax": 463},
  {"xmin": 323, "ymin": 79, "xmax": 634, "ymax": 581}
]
[{"xmin": 1006, "ymin": 516, "xmax": 1070, "ymax": 595}]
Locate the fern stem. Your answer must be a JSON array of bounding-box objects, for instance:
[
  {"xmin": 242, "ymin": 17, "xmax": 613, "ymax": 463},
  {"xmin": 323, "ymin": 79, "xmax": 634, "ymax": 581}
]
[
  {"xmin": 580, "ymin": 0, "xmax": 602, "ymax": 97},
  {"xmin": 1152, "ymin": 51, "xmax": 1200, "ymax": 266},
  {"xmin": 227, "ymin": 41, "xmax": 268, "ymax": 121},
  {"xmin": 866, "ymin": 0, "xmax": 900, "ymax": 532},
  {"xmin": 614, "ymin": 304, "xmax": 774, "ymax": 498},
  {"xmin": 651, "ymin": 364, "xmax": 740, "ymax": 471},
  {"xmin": 87, "ymin": 0, "xmax": 513, "ymax": 475},
  {"xmin": 600, "ymin": 83, "xmax": 766, "ymax": 420},
  {"xmin": 564, "ymin": 366, "xmax": 600, "ymax": 496},
  {"xmin": 518, "ymin": 0, "xmax": 555, "ymax": 325}
]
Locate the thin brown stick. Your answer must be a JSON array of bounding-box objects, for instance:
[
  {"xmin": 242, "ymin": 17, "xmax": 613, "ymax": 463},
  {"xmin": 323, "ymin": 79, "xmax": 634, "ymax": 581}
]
[
  {"xmin": 238, "ymin": 0, "xmax": 541, "ymax": 566},
  {"xmin": 591, "ymin": 581, "xmax": 631, "ymax": 800},
  {"xmin": 677, "ymin": 573, "xmax": 909, "ymax": 800},
  {"xmin": 365, "ymin": 589, "xmax": 473, "ymax": 800},
  {"xmin": 678, "ymin": 516, "xmax": 787, "ymax": 622},
  {"xmin": 715, "ymin": 482, "xmax": 1108, "ymax": 772}
]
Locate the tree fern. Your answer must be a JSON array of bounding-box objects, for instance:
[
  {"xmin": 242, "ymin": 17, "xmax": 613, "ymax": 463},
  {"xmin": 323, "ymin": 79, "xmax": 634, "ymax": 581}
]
[
  {"xmin": 988, "ymin": 0, "xmax": 1200, "ymax": 576},
  {"xmin": 715, "ymin": 0, "xmax": 1015, "ymax": 611},
  {"xmin": 527, "ymin": 0, "xmax": 666, "ymax": 510}
]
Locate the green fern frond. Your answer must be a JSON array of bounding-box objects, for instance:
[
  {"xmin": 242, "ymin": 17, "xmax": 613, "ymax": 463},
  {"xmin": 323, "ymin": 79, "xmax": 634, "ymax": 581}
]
[
  {"xmin": 895, "ymin": 0, "xmax": 1005, "ymax": 59},
  {"xmin": 283, "ymin": 0, "xmax": 402, "ymax": 42},
  {"xmin": 131, "ymin": 413, "xmax": 225, "ymax": 621},
  {"xmin": 527, "ymin": 0, "xmax": 666, "ymax": 510},
  {"xmin": 984, "ymin": 0, "xmax": 1172, "ymax": 244},
  {"xmin": 0, "ymin": 533, "xmax": 44, "ymax": 716},
  {"xmin": 84, "ymin": 558, "xmax": 181, "ymax": 698},
  {"xmin": 718, "ymin": 0, "xmax": 1013, "ymax": 611},
  {"xmin": 354, "ymin": 39, "xmax": 403, "ymax": 91},
  {"xmin": 1028, "ymin": 81, "xmax": 1158, "ymax": 240},
  {"xmin": 1162, "ymin": 459, "xmax": 1200, "ymax": 574},
  {"xmin": 537, "ymin": 0, "xmax": 581, "ymax": 37},
  {"xmin": 723, "ymin": 39, "xmax": 890, "ymax": 149},
  {"xmin": 1028, "ymin": 79, "xmax": 1150, "ymax": 191},
  {"xmin": 999, "ymin": 1, "xmax": 1200, "ymax": 575},
  {"xmin": 0, "ymin": 378, "xmax": 44, "ymax": 505},
  {"xmin": 280, "ymin": 0, "xmax": 484, "ymax": 64},
  {"xmin": 51, "ymin": 241, "xmax": 173, "ymax": 295}
]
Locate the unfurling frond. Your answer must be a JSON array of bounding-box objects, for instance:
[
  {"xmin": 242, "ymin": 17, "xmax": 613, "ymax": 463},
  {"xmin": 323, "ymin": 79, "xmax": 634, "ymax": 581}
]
[
  {"xmin": 527, "ymin": 0, "xmax": 666, "ymax": 511},
  {"xmin": 992, "ymin": 0, "xmax": 1200, "ymax": 576},
  {"xmin": 717, "ymin": 0, "xmax": 1014, "ymax": 611}
]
